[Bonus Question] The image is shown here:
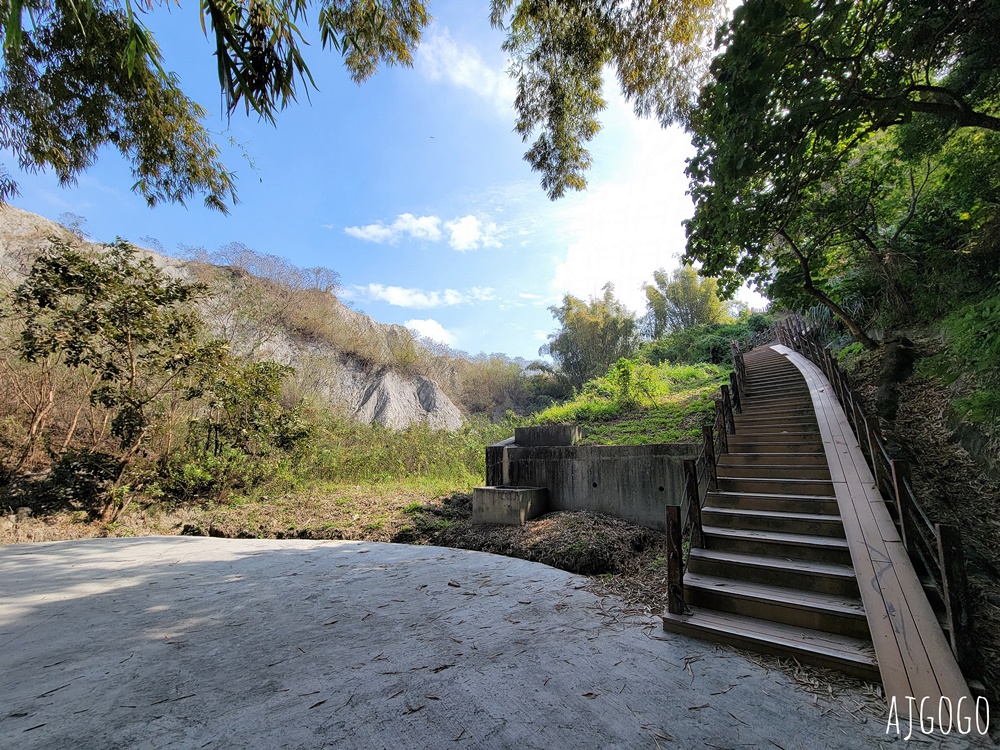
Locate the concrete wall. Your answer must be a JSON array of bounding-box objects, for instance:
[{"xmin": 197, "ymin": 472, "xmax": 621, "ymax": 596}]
[{"xmin": 485, "ymin": 441, "xmax": 700, "ymax": 530}]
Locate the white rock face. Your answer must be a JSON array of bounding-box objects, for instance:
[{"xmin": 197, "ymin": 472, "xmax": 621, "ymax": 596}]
[
  {"xmin": 339, "ymin": 362, "xmax": 463, "ymax": 430},
  {"xmin": 0, "ymin": 205, "xmax": 464, "ymax": 431}
]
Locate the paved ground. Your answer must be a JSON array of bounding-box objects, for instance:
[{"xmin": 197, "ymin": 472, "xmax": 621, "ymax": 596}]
[{"xmin": 0, "ymin": 537, "xmax": 986, "ymax": 748}]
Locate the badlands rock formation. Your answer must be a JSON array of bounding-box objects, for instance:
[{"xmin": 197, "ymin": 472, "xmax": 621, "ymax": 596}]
[{"xmin": 0, "ymin": 206, "xmax": 463, "ymax": 430}]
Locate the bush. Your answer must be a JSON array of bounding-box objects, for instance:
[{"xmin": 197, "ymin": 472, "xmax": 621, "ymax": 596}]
[
  {"xmin": 923, "ymin": 288, "xmax": 1000, "ymax": 425},
  {"xmin": 300, "ymin": 414, "xmax": 516, "ymax": 486},
  {"xmin": 152, "ymin": 448, "xmax": 276, "ymax": 502},
  {"xmin": 47, "ymin": 450, "xmax": 120, "ymax": 509}
]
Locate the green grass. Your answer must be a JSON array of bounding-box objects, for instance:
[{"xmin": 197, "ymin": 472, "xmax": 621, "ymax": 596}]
[{"xmin": 528, "ymin": 360, "xmax": 725, "ymax": 445}]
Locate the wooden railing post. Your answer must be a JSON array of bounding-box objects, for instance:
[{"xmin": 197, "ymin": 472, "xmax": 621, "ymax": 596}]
[
  {"xmin": 936, "ymin": 523, "xmax": 974, "ymax": 674},
  {"xmin": 714, "ymin": 400, "xmax": 728, "ymax": 455},
  {"xmin": 890, "ymin": 459, "xmax": 912, "ymax": 552},
  {"xmin": 703, "ymin": 425, "xmax": 717, "ymax": 489},
  {"xmin": 863, "ymin": 415, "xmax": 885, "ymax": 490},
  {"xmin": 666, "ymin": 504, "xmax": 685, "ymax": 615},
  {"xmin": 855, "ymin": 399, "xmax": 875, "ymax": 465},
  {"xmin": 684, "ymin": 459, "xmax": 704, "ymax": 549},
  {"xmin": 721, "ymin": 385, "xmax": 736, "ymax": 434},
  {"xmin": 729, "ymin": 371, "xmax": 742, "ymax": 414}
]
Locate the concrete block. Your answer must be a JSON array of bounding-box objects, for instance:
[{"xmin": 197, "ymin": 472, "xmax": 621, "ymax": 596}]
[
  {"xmin": 473, "ymin": 486, "xmax": 548, "ymax": 526},
  {"xmin": 514, "ymin": 425, "xmax": 582, "ymax": 447}
]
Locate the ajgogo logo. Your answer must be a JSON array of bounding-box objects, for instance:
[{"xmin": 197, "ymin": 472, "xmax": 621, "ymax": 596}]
[{"xmin": 886, "ymin": 695, "xmax": 991, "ymax": 739}]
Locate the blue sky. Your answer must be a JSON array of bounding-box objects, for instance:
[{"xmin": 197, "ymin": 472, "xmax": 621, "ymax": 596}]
[{"xmin": 4, "ymin": 0, "xmax": 764, "ymax": 360}]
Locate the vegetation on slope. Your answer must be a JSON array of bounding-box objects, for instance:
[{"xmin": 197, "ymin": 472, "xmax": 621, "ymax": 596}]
[{"xmin": 530, "ymin": 358, "xmax": 725, "ymax": 445}]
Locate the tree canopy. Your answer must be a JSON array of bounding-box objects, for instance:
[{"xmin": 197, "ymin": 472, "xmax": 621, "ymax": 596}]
[
  {"xmin": 644, "ymin": 265, "xmax": 729, "ymax": 337},
  {"xmin": 493, "ymin": 0, "xmax": 725, "ymax": 198},
  {"xmin": 0, "ymin": 0, "xmax": 725, "ymax": 209},
  {"xmin": 684, "ymin": 0, "xmax": 1000, "ymax": 346},
  {"xmin": 542, "ymin": 283, "xmax": 639, "ymax": 390}
]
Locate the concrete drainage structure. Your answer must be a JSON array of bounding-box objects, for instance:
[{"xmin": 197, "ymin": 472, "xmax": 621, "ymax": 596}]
[
  {"xmin": 474, "ymin": 425, "xmax": 700, "ymax": 529},
  {"xmin": 471, "ymin": 486, "xmax": 548, "ymax": 525}
]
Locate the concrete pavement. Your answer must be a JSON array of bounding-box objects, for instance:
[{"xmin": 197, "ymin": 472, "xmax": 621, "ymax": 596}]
[{"xmin": 0, "ymin": 537, "xmax": 978, "ymax": 748}]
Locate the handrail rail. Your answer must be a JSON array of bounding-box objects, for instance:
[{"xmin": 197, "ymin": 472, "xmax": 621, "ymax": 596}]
[
  {"xmin": 666, "ymin": 358, "xmax": 744, "ymax": 615},
  {"xmin": 775, "ymin": 315, "xmax": 974, "ymax": 675},
  {"xmin": 667, "ymin": 330, "xmax": 778, "ymax": 615}
]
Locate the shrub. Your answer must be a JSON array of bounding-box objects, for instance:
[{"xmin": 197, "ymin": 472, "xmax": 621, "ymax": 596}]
[
  {"xmin": 923, "ymin": 288, "xmax": 1000, "ymax": 425},
  {"xmin": 47, "ymin": 450, "xmax": 120, "ymax": 509}
]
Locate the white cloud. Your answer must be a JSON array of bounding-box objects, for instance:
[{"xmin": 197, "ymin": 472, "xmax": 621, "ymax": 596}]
[
  {"xmin": 417, "ymin": 27, "xmax": 516, "ymax": 116},
  {"xmin": 345, "ymin": 212, "xmax": 501, "ymax": 251},
  {"xmin": 345, "ymin": 223, "xmax": 399, "ymax": 244},
  {"xmin": 468, "ymin": 286, "xmax": 497, "ymax": 302},
  {"xmin": 518, "ymin": 292, "xmax": 542, "ymax": 300},
  {"xmin": 446, "ymin": 215, "xmax": 501, "ymax": 251},
  {"xmin": 405, "ymin": 318, "xmax": 457, "ymax": 347},
  {"xmin": 352, "ymin": 284, "xmax": 495, "ymax": 309},
  {"xmin": 393, "ymin": 213, "xmax": 443, "ymax": 241},
  {"xmin": 344, "ymin": 213, "xmax": 442, "ymax": 244}
]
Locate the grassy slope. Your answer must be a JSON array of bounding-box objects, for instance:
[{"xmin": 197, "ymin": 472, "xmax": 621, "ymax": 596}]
[{"xmin": 529, "ymin": 361, "xmax": 726, "ymax": 445}]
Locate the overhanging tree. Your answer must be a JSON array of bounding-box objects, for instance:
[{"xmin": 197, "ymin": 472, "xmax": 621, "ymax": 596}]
[
  {"xmin": 684, "ymin": 0, "xmax": 1000, "ymax": 347},
  {"xmin": 492, "ymin": 0, "xmax": 726, "ymax": 198},
  {"xmin": 0, "ymin": 0, "xmax": 726, "ymax": 208}
]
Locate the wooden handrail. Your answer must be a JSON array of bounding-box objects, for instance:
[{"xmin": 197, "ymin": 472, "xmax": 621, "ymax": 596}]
[
  {"xmin": 666, "ymin": 395, "xmax": 731, "ymax": 616},
  {"xmin": 775, "ymin": 317, "xmax": 975, "ymax": 674},
  {"xmin": 666, "ymin": 504, "xmax": 685, "ymax": 615},
  {"xmin": 720, "ymin": 385, "xmax": 736, "ymax": 434},
  {"xmin": 684, "ymin": 459, "xmax": 705, "ymax": 549}
]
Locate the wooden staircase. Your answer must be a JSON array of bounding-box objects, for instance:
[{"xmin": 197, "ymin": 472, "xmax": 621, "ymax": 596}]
[{"xmin": 662, "ymin": 347, "xmax": 880, "ymax": 681}]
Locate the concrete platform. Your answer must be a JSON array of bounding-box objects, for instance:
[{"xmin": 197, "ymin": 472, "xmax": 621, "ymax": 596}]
[{"xmin": 0, "ymin": 537, "xmax": 975, "ymax": 748}]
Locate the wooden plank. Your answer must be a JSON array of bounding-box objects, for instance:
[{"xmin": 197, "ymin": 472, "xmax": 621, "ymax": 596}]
[
  {"xmin": 769, "ymin": 345, "xmax": 975, "ymax": 729},
  {"xmin": 661, "ymin": 614, "xmax": 871, "ymax": 659},
  {"xmin": 666, "ymin": 505, "xmax": 684, "ymax": 615},
  {"xmin": 684, "ymin": 573, "xmax": 865, "ymax": 615}
]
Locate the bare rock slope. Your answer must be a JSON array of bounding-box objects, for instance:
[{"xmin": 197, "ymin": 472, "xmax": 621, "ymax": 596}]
[{"xmin": 0, "ymin": 206, "xmax": 463, "ymax": 430}]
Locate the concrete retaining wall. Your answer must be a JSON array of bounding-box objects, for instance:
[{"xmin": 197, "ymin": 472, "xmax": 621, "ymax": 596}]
[{"xmin": 485, "ymin": 441, "xmax": 699, "ymax": 530}]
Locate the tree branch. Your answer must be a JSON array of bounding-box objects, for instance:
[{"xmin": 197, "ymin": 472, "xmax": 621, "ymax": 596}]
[{"xmin": 778, "ymin": 229, "xmax": 879, "ymax": 349}]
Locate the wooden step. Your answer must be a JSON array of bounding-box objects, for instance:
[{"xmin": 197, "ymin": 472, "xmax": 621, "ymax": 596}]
[
  {"xmin": 732, "ymin": 423, "xmax": 820, "ymax": 435},
  {"xmin": 745, "ymin": 377, "xmax": 807, "ymax": 388},
  {"xmin": 702, "ymin": 525, "xmax": 853, "ymax": 565},
  {"xmin": 705, "ymin": 490, "xmax": 841, "ymax": 515},
  {"xmin": 738, "ymin": 404, "xmax": 816, "ymax": 416},
  {"xmin": 725, "ymin": 438, "xmax": 824, "ymax": 454},
  {"xmin": 661, "ymin": 608, "xmax": 880, "ymax": 681},
  {"xmin": 745, "ymin": 382, "xmax": 809, "ymax": 392},
  {"xmin": 736, "ymin": 412, "xmax": 820, "ymax": 425},
  {"xmin": 687, "ymin": 548, "xmax": 860, "ymax": 596},
  {"xmin": 729, "ymin": 430, "xmax": 822, "ymax": 442},
  {"xmin": 713, "ymin": 463, "xmax": 831, "ymax": 480},
  {"xmin": 701, "ymin": 506, "xmax": 845, "ymax": 537},
  {"xmin": 719, "ymin": 452, "xmax": 828, "ymax": 467},
  {"xmin": 683, "ymin": 573, "xmax": 869, "ymax": 638},
  {"xmin": 742, "ymin": 393, "xmax": 811, "ymax": 405},
  {"xmin": 746, "ymin": 367, "xmax": 799, "ymax": 374},
  {"xmin": 716, "ymin": 476, "xmax": 835, "ymax": 496}
]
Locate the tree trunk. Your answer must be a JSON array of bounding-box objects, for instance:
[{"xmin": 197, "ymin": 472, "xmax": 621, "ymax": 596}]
[{"xmin": 779, "ymin": 230, "xmax": 880, "ymax": 350}]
